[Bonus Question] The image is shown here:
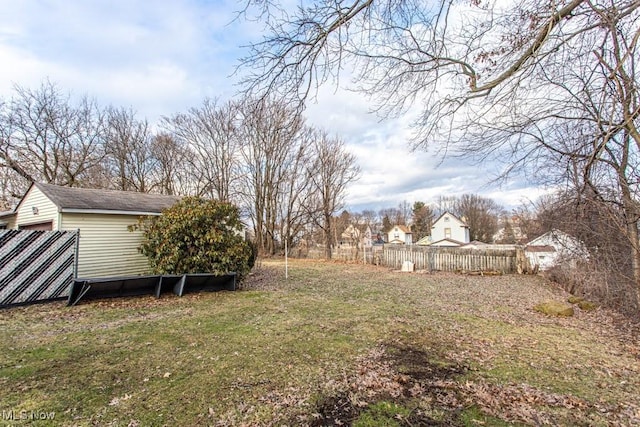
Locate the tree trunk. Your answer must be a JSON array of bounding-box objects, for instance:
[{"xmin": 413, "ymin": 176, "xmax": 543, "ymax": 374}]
[{"xmin": 324, "ymin": 212, "xmax": 332, "ymax": 259}]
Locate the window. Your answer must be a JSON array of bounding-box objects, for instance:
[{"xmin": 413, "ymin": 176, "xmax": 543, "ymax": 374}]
[
  {"xmin": 445, "ymin": 228, "xmax": 451, "ymax": 239},
  {"xmin": 444, "ymin": 216, "xmax": 450, "ymax": 222}
]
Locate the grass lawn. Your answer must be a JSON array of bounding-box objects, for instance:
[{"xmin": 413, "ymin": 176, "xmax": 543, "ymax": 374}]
[{"xmin": 1, "ymin": 259, "xmax": 639, "ymax": 426}]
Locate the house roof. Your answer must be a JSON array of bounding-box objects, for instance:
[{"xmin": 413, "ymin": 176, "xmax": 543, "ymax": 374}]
[
  {"xmin": 391, "ymin": 225, "xmax": 412, "ymax": 233},
  {"xmin": 415, "ymin": 235, "xmax": 432, "ymax": 245},
  {"xmin": 527, "ymin": 229, "xmax": 574, "ymax": 246},
  {"xmin": 30, "ymin": 183, "xmax": 181, "ymax": 215},
  {"xmin": 432, "ymin": 211, "xmax": 469, "ymax": 228},
  {"xmin": 429, "ymin": 238, "xmax": 466, "ymax": 247},
  {"xmin": 525, "ymin": 245, "xmax": 556, "ymax": 253}
]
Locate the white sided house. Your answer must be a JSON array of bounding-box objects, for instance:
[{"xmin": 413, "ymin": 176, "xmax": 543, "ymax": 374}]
[
  {"xmin": 420, "ymin": 212, "xmax": 470, "ymax": 247},
  {"xmin": 1, "ymin": 183, "xmax": 180, "ymax": 278},
  {"xmin": 387, "ymin": 225, "xmax": 412, "ymax": 245},
  {"xmin": 525, "ymin": 229, "xmax": 588, "ymax": 271}
]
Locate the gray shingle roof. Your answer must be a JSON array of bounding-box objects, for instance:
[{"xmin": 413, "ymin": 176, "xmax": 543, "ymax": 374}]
[{"xmin": 35, "ymin": 183, "xmax": 181, "ymax": 214}]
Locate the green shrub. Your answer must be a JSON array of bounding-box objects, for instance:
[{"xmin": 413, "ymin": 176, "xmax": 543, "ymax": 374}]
[{"xmin": 137, "ymin": 197, "xmax": 255, "ymax": 278}]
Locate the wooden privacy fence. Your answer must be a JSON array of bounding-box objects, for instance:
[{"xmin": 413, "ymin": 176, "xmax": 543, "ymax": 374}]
[
  {"xmin": 382, "ymin": 246, "xmax": 518, "ymax": 273},
  {"xmin": 0, "ymin": 230, "xmax": 78, "ymax": 306},
  {"xmin": 307, "ymin": 246, "xmax": 384, "ymax": 263}
]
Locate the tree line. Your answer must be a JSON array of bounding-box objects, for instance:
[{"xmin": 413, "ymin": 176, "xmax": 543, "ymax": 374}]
[
  {"xmin": 240, "ymin": 0, "xmax": 640, "ymax": 312},
  {"xmin": 333, "ymin": 194, "xmax": 526, "ymax": 247},
  {"xmin": 0, "ymin": 81, "xmax": 360, "ymax": 258}
]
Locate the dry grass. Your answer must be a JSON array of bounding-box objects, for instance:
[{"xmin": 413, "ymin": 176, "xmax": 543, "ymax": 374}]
[{"xmin": 0, "ymin": 259, "xmax": 639, "ymax": 426}]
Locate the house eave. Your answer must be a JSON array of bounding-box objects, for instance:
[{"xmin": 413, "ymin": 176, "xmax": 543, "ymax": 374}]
[{"xmin": 60, "ymin": 208, "xmax": 163, "ymax": 216}]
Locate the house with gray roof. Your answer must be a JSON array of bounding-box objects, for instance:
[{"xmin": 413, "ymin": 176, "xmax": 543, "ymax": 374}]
[{"xmin": 0, "ymin": 182, "xmax": 180, "ymax": 277}]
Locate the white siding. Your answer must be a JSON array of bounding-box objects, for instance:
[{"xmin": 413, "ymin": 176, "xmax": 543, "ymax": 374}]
[
  {"xmin": 431, "ymin": 213, "xmax": 469, "ymax": 244},
  {"xmin": 525, "ymin": 251, "xmax": 557, "ymax": 271},
  {"xmin": 387, "ymin": 226, "xmax": 412, "ymax": 245},
  {"xmin": 525, "ymin": 230, "xmax": 589, "ymax": 271},
  {"xmin": 14, "ymin": 186, "xmax": 59, "ymax": 229},
  {"xmin": 60, "ymin": 213, "xmax": 151, "ymax": 278}
]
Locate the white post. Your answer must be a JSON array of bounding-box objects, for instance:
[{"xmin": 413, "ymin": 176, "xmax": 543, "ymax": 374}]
[{"xmin": 284, "ymin": 230, "xmax": 288, "ymax": 280}]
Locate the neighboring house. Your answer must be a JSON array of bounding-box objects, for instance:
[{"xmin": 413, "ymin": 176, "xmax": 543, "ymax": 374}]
[
  {"xmin": 429, "ymin": 212, "xmax": 470, "ymax": 245},
  {"xmin": 387, "ymin": 225, "xmax": 412, "ymax": 245},
  {"xmin": 340, "ymin": 224, "xmax": 373, "ymax": 248},
  {"xmin": 428, "ymin": 238, "xmax": 466, "ymax": 247},
  {"xmin": 525, "ymin": 229, "xmax": 588, "ymax": 271},
  {"xmin": 0, "ymin": 182, "xmax": 180, "ymax": 278}
]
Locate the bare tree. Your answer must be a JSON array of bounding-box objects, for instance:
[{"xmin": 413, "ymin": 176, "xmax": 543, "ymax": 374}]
[
  {"xmin": 0, "ymin": 164, "xmax": 23, "ymax": 209},
  {"xmin": 278, "ymin": 126, "xmax": 315, "ymax": 252},
  {"xmin": 512, "ymin": 202, "xmax": 545, "ymax": 243},
  {"xmin": 0, "ymin": 81, "xmax": 106, "ymax": 191},
  {"xmin": 434, "ymin": 196, "xmax": 458, "ymax": 217},
  {"xmin": 241, "ymin": 0, "xmax": 640, "ymax": 305},
  {"xmin": 163, "ymin": 98, "xmax": 242, "ymax": 202},
  {"xmin": 454, "ymin": 194, "xmax": 503, "ymax": 243},
  {"xmin": 0, "ymin": 99, "xmax": 23, "ymax": 207},
  {"xmin": 533, "ymin": 190, "xmax": 638, "ymax": 313},
  {"xmin": 241, "ymin": 0, "xmax": 638, "ymax": 146},
  {"xmin": 306, "ymin": 131, "xmax": 360, "ymax": 259},
  {"xmin": 361, "ymin": 209, "xmax": 378, "ymax": 230},
  {"xmin": 150, "ymin": 133, "xmax": 192, "ymax": 196},
  {"xmin": 237, "ymin": 98, "xmax": 306, "ymax": 255},
  {"xmin": 104, "ymin": 107, "xmax": 156, "ymax": 192},
  {"xmin": 397, "ymin": 201, "xmax": 412, "ymax": 227},
  {"xmin": 378, "ymin": 207, "xmax": 402, "ymax": 227}
]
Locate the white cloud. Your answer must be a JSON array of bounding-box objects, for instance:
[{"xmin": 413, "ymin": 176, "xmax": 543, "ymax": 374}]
[
  {"xmin": 304, "ymin": 84, "xmax": 541, "ymax": 212},
  {"xmin": 0, "ymin": 0, "xmax": 548, "ymax": 213},
  {"xmin": 0, "ymin": 0, "xmax": 248, "ymax": 117}
]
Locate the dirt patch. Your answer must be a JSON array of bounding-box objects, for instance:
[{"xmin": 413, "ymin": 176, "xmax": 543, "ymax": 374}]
[
  {"xmin": 239, "ymin": 266, "xmax": 283, "ymax": 290},
  {"xmin": 384, "ymin": 343, "xmax": 467, "ymax": 384},
  {"xmin": 309, "ymin": 393, "xmax": 358, "ymax": 426},
  {"xmin": 309, "ymin": 393, "xmax": 452, "ymax": 427},
  {"xmin": 306, "ymin": 343, "xmax": 467, "ymax": 426}
]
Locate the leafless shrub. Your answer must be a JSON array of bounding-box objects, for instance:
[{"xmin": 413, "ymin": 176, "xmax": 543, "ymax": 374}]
[{"xmin": 546, "ymin": 261, "xmax": 638, "ymax": 316}]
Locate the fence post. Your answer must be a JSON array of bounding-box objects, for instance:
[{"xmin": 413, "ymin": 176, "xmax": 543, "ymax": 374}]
[
  {"xmin": 515, "ymin": 246, "xmax": 528, "ymax": 274},
  {"xmin": 74, "ymin": 229, "xmax": 80, "ymax": 279}
]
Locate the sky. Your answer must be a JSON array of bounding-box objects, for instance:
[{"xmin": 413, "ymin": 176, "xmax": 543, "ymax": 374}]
[{"xmin": 0, "ymin": 0, "xmax": 551, "ymax": 213}]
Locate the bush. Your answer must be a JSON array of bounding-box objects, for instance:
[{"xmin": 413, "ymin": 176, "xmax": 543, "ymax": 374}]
[{"xmin": 137, "ymin": 197, "xmax": 255, "ymax": 278}]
